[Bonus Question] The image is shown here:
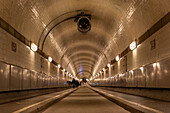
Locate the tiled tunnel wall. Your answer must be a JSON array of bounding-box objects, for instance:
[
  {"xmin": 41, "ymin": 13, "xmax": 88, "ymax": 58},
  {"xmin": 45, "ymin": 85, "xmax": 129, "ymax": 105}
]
[
  {"xmin": 0, "ymin": 5, "xmax": 169, "ymax": 102},
  {"xmin": 0, "ymin": 27, "xmax": 71, "ymax": 92},
  {"xmin": 0, "ymin": 0, "xmax": 169, "ymax": 103},
  {"xmin": 91, "ymin": 23, "xmax": 170, "ymax": 89},
  {"xmin": 0, "ymin": 19, "xmax": 169, "ymax": 92}
]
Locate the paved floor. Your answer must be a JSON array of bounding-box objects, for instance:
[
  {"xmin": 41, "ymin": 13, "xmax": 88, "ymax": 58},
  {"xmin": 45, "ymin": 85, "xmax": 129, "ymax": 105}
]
[
  {"xmin": 42, "ymin": 87, "xmax": 129, "ymax": 113},
  {"xmin": 0, "ymin": 89, "xmax": 72, "ymax": 113},
  {"xmin": 0, "ymin": 86, "xmax": 169, "ymax": 113},
  {"xmin": 98, "ymin": 87, "xmax": 170, "ymax": 113}
]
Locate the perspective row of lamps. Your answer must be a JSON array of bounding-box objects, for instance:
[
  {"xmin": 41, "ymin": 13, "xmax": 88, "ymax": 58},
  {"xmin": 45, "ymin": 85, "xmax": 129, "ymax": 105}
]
[
  {"xmin": 92, "ymin": 40, "xmax": 137, "ymax": 81},
  {"xmin": 30, "ymin": 42, "xmax": 75, "ymax": 78},
  {"xmin": 30, "ymin": 40, "xmax": 137, "ymax": 81},
  {"xmin": 30, "ymin": 42, "xmax": 53, "ymax": 62},
  {"xmin": 62, "ymin": 67, "xmax": 74, "ymax": 78}
]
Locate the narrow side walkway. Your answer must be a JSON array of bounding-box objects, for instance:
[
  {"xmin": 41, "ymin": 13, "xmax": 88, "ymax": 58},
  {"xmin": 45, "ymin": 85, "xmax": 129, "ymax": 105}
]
[
  {"xmin": 0, "ymin": 89, "xmax": 72, "ymax": 113},
  {"xmin": 43, "ymin": 86, "xmax": 129, "ymax": 113},
  {"xmin": 97, "ymin": 87, "xmax": 170, "ymax": 113}
]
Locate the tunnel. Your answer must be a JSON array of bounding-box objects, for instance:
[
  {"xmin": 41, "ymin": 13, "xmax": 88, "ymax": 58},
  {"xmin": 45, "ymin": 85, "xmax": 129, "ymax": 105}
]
[{"xmin": 0, "ymin": 0, "xmax": 170, "ymax": 113}]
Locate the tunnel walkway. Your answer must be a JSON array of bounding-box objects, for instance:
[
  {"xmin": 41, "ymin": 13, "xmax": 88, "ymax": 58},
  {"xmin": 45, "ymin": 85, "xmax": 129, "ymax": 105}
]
[
  {"xmin": 0, "ymin": 88, "xmax": 73, "ymax": 113},
  {"xmin": 91, "ymin": 87, "xmax": 170, "ymax": 113},
  {"xmin": 0, "ymin": 86, "xmax": 169, "ymax": 112},
  {"xmin": 42, "ymin": 86, "xmax": 129, "ymax": 113}
]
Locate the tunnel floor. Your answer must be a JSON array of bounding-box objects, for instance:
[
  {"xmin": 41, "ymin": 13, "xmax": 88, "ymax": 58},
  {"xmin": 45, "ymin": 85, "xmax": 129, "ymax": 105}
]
[
  {"xmin": 42, "ymin": 87, "xmax": 129, "ymax": 113},
  {"xmin": 0, "ymin": 86, "xmax": 169, "ymax": 113}
]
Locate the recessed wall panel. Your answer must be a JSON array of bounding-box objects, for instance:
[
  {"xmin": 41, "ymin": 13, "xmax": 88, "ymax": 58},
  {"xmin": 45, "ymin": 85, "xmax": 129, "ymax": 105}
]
[
  {"xmin": 156, "ymin": 58, "xmax": 170, "ymax": 88},
  {"xmin": 10, "ymin": 65, "xmax": 22, "ymax": 90},
  {"xmin": 23, "ymin": 69, "xmax": 31, "ymax": 89},
  {"xmin": 137, "ymin": 68, "xmax": 146, "ymax": 87},
  {"xmin": 145, "ymin": 64, "xmax": 156, "ymax": 88},
  {"xmin": 37, "ymin": 73, "xmax": 43, "ymax": 88},
  {"xmin": 0, "ymin": 62, "xmax": 10, "ymax": 91},
  {"xmin": 31, "ymin": 71, "xmax": 37, "ymax": 89}
]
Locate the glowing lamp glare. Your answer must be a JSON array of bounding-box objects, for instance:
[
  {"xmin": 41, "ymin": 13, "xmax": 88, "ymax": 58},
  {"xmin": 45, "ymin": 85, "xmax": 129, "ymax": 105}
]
[
  {"xmin": 58, "ymin": 64, "xmax": 61, "ymax": 68},
  {"xmin": 48, "ymin": 57, "xmax": 52, "ymax": 62},
  {"xmin": 130, "ymin": 41, "xmax": 137, "ymax": 50},
  {"xmin": 116, "ymin": 55, "xmax": 120, "ymax": 61},
  {"xmin": 31, "ymin": 43, "xmax": 38, "ymax": 52},
  {"xmin": 107, "ymin": 64, "xmax": 111, "ymax": 67}
]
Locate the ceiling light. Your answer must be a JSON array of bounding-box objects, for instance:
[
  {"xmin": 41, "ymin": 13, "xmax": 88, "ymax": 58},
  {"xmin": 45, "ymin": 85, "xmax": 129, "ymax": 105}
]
[
  {"xmin": 103, "ymin": 68, "xmax": 105, "ymax": 71},
  {"xmin": 48, "ymin": 57, "xmax": 52, "ymax": 62},
  {"xmin": 116, "ymin": 55, "xmax": 120, "ymax": 61},
  {"xmin": 31, "ymin": 43, "xmax": 38, "ymax": 52},
  {"xmin": 130, "ymin": 41, "xmax": 137, "ymax": 50}
]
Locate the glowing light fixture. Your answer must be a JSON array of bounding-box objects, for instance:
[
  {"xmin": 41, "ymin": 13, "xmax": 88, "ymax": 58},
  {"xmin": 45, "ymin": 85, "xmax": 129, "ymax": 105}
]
[
  {"xmin": 58, "ymin": 64, "xmax": 61, "ymax": 68},
  {"xmin": 130, "ymin": 41, "xmax": 137, "ymax": 50},
  {"xmin": 48, "ymin": 57, "xmax": 52, "ymax": 62},
  {"xmin": 63, "ymin": 69, "xmax": 65, "ymax": 72},
  {"xmin": 116, "ymin": 55, "xmax": 120, "ymax": 61},
  {"xmin": 103, "ymin": 68, "xmax": 105, "ymax": 71},
  {"xmin": 107, "ymin": 64, "xmax": 111, "ymax": 67},
  {"xmin": 31, "ymin": 43, "xmax": 38, "ymax": 52},
  {"xmin": 100, "ymin": 71, "xmax": 102, "ymax": 73},
  {"xmin": 140, "ymin": 67, "xmax": 144, "ymax": 72}
]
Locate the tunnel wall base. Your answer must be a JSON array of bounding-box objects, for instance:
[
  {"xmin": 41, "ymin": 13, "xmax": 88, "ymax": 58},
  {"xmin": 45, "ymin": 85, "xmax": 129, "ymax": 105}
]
[{"xmin": 95, "ymin": 86, "xmax": 170, "ymax": 101}]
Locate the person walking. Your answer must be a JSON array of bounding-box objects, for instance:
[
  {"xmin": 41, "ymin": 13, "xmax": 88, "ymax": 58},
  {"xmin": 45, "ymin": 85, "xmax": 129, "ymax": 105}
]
[{"xmin": 72, "ymin": 78, "xmax": 76, "ymax": 88}]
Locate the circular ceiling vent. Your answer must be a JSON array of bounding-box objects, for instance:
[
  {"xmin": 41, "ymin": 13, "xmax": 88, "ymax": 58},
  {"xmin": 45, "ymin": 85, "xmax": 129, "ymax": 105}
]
[{"xmin": 77, "ymin": 17, "xmax": 91, "ymax": 33}]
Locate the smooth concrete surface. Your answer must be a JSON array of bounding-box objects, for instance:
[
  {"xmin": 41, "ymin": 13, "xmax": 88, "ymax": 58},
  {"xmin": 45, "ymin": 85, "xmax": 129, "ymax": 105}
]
[
  {"xmin": 0, "ymin": 87, "xmax": 71, "ymax": 104},
  {"xmin": 95, "ymin": 87, "xmax": 170, "ymax": 113},
  {"xmin": 42, "ymin": 86, "xmax": 129, "ymax": 113},
  {"xmin": 0, "ymin": 89, "xmax": 73, "ymax": 113},
  {"xmin": 96, "ymin": 86, "xmax": 170, "ymax": 101}
]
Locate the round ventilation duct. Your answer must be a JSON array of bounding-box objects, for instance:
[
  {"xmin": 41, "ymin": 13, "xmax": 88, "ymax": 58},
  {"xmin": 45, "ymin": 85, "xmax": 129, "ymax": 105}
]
[{"xmin": 77, "ymin": 17, "xmax": 91, "ymax": 33}]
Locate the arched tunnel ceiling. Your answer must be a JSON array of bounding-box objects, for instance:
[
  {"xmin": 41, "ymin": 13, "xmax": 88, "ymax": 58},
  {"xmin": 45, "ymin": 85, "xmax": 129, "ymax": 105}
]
[{"xmin": 0, "ymin": 0, "xmax": 169, "ymax": 78}]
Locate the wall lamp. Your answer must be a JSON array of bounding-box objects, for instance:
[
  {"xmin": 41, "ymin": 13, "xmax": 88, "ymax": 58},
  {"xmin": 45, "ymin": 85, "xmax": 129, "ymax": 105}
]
[
  {"xmin": 48, "ymin": 56, "xmax": 52, "ymax": 62},
  {"xmin": 58, "ymin": 64, "xmax": 61, "ymax": 68},
  {"xmin": 130, "ymin": 40, "xmax": 137, "ymax": 50},
  {"xmin": 31, "ymin": 43, "xmax": 38, "ymax": 52},
  {"xmin": 107, "ymin": 64, "xmax": 111, "ymax": 67},
  {"xmin": 115, "ymin": 55, "xmax": 120, "ymax": 61}
]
